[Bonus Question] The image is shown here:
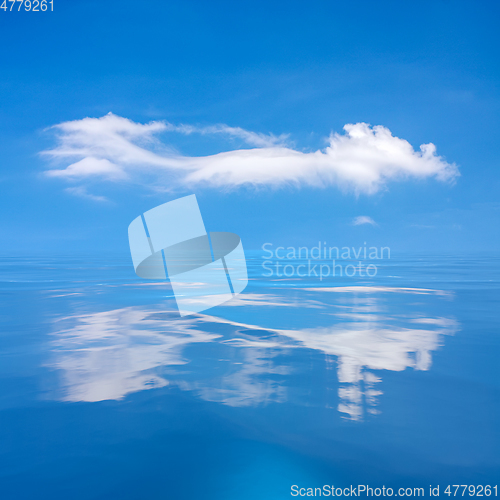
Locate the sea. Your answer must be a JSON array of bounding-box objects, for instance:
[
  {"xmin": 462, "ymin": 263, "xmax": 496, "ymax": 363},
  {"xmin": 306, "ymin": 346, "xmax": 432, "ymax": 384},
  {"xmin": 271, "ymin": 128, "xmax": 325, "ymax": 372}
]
[{"xmin": 0, "ymin": 252, "xmax": 498, "ymax": 499}]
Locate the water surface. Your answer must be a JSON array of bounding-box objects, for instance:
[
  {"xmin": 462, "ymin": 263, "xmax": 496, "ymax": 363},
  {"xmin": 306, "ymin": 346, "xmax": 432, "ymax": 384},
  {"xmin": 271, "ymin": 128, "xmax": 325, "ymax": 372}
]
[{"xmin": 0, "ymin": 254, "xmax": 498, "ymax": 499}]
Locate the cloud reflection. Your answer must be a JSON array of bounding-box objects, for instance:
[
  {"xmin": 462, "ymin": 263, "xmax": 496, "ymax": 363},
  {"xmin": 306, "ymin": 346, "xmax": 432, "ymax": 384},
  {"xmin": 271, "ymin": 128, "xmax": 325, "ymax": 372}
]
[
  {"xmin": 47, "ymin": 287, "xmax": 457, "ymax": 420},
  {"xmin": 48, "ymin": 308, "xmax": 219, "ymax": 402}
]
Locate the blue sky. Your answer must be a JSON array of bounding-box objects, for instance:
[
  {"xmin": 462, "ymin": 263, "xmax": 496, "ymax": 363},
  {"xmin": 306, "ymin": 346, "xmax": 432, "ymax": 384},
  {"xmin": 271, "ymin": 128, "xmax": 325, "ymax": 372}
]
[{"xmin": 1, "ymin": 0, "xmax": 499, "ymax": 254}]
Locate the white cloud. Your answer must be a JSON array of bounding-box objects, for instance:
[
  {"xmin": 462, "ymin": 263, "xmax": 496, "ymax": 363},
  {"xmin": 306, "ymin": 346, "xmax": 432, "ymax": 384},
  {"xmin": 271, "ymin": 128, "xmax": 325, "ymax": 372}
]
[
  {"xmin": 353, "ymin": 215, "xmax": 378, "ymax": 226},
  {"xmin": 164, "ymin": 122, "xmax": 289, "ymax": 148},
  {"xmin": 64, "ymin": 186, "xmax": 109, "ymax": 203},
  {"xmin": 42, "ymin": 113, "xmax": 459, "ymax": 195},
  {"xmin": 48, "ymin": 157, "xmax": 126, "ymax": 180}
]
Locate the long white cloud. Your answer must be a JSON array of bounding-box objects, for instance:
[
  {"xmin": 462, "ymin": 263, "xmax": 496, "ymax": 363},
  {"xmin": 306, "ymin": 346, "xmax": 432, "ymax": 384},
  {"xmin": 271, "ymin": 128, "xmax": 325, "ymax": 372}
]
[{"xmin": 43, "ymin": 113, "xmax": 459, "ymax": 194}]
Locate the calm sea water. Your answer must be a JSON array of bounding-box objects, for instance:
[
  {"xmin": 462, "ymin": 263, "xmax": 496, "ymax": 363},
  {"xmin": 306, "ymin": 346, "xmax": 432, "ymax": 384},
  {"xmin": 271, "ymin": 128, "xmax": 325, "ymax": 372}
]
[{"xmin": 0, "ymin": 253, "xmax": 499, "ymax": 499}]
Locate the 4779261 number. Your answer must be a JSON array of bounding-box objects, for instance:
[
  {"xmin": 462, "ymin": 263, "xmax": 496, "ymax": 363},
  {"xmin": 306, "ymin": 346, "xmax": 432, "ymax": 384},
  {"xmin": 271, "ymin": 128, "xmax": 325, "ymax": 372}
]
[
  {"xmin": 1, "ymin": 0, "xmax": 53, "ymax": 11},
  {"xmin": 445, "ymin": 486, "xmax": 498, "ymax": 497}
]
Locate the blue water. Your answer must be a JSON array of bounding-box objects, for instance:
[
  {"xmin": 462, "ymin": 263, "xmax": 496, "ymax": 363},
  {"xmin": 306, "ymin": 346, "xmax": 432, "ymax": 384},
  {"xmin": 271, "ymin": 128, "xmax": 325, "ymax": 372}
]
[{"xmin": 0, "ymin": 253, "xmax": 499, "ymax": 499}]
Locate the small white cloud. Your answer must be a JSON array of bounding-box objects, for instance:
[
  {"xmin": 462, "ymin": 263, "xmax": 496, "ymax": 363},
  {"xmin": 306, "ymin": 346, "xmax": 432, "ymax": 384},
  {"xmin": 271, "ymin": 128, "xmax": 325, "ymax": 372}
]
[
  {"xmin": 42, "ymin": 113, "xmax": 460, "ymax": 194},
  {"xmin": 46, "ymin": 157, "xmax": 127, "ymax": 180},
  {"xmin": 353, "ymin": 216, "xmax": 378, "ymax": 226},
  {"xmin": 65, "ymin": 186, "xmax": 109, "ymax": 203}
]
